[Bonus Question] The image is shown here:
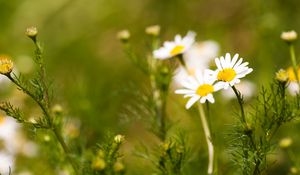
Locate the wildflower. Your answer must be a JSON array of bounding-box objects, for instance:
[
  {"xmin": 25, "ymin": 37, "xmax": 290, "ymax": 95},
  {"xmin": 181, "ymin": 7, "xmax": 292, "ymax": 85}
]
[
  {"xmin": 287, "ymin": 66, "xmax": 300, "ymax": 81},
  {"xmin": 173, "ymin": 41, "xmax": 219, "ymax": 87},
  {"xmin": 25, "ymin": 26, "xmax": 38, "ymax": 38},
  {"xmin": 0, "ymin": 56, "xmax": 14, "ymax": 75},
  {"xmin": 117, "ymin": 30, "xmax": 130, "ymax": 42},
  {"xmin": 279, "ymin": 137, "xmax": 292, "ymax": 148},
  {"xmin": 175, "ymin": 70, "xmax": 222, "ymax": 109},
  {"xmin": 212, "ymin": 53, "xmax": 253, "ymax": 89},
  {"xmin": 275, "ymin": 69, "xmax": 289, "ymax": 82},
  {"xmin": 91, "ymin": 158, "xmax": 106, "ymax": 171},
  {"xmin": 153, "ymin": 31, "xmax": 196, "ymax": 59},
  {"xmin": 281, "ymin": 30, "xmax": 297, "ymax": 42},
  {"xmin": 113, "ymin": 162, "xmax": 125, "ymax": 172},
  {"xmin": 221, "ymin": 80, "xmax": 256, "ymax": 100},
  {"xmin": 145, "ymin": 25, "xmax": 160, "ymax": 36},
  {"xmin": 114, "ymin": 134, "xmax": 125, "ymax": 144}
]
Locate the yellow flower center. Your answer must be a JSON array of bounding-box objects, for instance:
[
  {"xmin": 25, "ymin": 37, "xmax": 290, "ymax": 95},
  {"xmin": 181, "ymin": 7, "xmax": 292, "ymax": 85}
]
[
  {"xmin": 196, "ymin": 84, "xmax": 214, "ymax": 96},
  {"xmin": 0, "ymin": 56, "xmax": 14, "ymax": 75},
  {"xmin": 217, "ymin": 68, "xmax": 236, "ymax": 82},
  {"xmin": 287, "ymin": 67, "xmax": 300, "ymax": 81},
  {"xmin": 170, "ymin": 45, "xmax": 185, "ymax": 55}
]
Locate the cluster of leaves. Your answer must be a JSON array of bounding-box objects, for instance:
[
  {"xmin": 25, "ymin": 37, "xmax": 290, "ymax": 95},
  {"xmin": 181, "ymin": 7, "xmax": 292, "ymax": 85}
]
[{"xmin": 229, "ymin": 81, "xmax": 300, "ymax": 175}]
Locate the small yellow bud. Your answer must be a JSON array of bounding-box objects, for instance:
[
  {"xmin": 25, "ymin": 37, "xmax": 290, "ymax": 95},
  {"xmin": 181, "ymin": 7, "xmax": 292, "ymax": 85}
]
[
  {"xmin": 281, "ymin": 30, "xmax": 297, "ymax": 42},
  {"xmin": 163, "ymin": 142, "xmax": 172, "ymax": 151},
  {"xmin": 275, "ymin": 69, "xmax": 289, "ymax": 82},
  {"xmin": 97, "ymin": 149, "xmax": 105, "ymax": 158},
  {"xmin": 279, "ymin": 137, "xmax": 292, "ymax": 148},
  {"xmin": 114, "ymin": 134, "xmax": 125, "ymax": 144},
  {"xmin": 290, "ymin": 166, "xmax": 299, "ymax": 174},
  {"xmin": 25, "ymin": 26, "xmax": 38, "ymax": 38},
  {"xmin": 51, "ymin": 104, "xmax": 63, "ymax": 115},
  {"xmin": 117, "ymin": 30, "xmax": 130, "ymax": 42},
  {"xmin": 113, "ymin": 162, "xmax": 125, "ymax": 172},
  {"xmin": 91, "ymin": 158, "xmax": 106, "ymax": 171},
  {"xmin": 145, "ymin": 25, "xmax": 160, "ymax": 36},
  {"xmin": 43, "ymin": 134, "xmax": 51, "ymax": 142},
  {"xmin": 0, "ymin": 56, "xmax": 14, "ymax": 75}
]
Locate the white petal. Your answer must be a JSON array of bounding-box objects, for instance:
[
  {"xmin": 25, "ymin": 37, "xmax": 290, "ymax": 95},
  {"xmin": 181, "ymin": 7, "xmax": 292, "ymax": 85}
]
[
  {"xmin": 175, "ymin": 89, "xmax": 195, "ymax": 94},
  {"xmin": 200, "ymin": 97, "xmax": 207, "ymax": 103},
  {"xmin": 213, "ymin": 82, "xmax": 224, "ymax": 91},
  {"xmin": 225, "ymin": 53, "xmax": 231, "ymax": 64},
  {"xmin": 230, "ymin": 53, "xmax": 239, "ymax": 67},
  {"xmin": 215, "ymin": 58, "xmax": 222, "ymax": 70},
  {"xmin": 233, "ymin": 58, "xmax": 244, "ymax": 69},
  {"xmin": 206, "ymin": 94, "xmax": 215, "ymax": 103},
  {"xmin": 186, "ymin": 95, "xmax": 200, "ymax": 109}
]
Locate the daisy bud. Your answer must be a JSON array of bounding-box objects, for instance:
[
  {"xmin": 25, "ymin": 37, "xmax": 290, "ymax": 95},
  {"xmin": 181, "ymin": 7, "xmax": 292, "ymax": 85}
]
[
  {"xmin": 279, "ymin": 137, "xmax": 292, "ymax": 148},
  {"xmin": 113, "ymin": 162, "xmax": 125, "ymax": 172},
  {"xmin": 25, "ymin": 26, "xmax": 38, "ymax": 40},
  {"xmin": 145, "ymin": 25, "xmax": 160, "ymax": 36},
  {"xmin": 91, "ymin": 158, "xmax": 106, "ymax": 171},
  {"xmin": 0, "ymin": 56, "xmax": 14, "ymax": 75},
  {"xmin": 281, "ymin": 30, "xmax": 297, "ymax": 42},
  {"xmin": 114, "ymin": 134, "xmax": 125, "ymax": 144},
  {"xmin": 51, "ymin": 104, "xmax": 63, "ymax": 115},
  {"xmin": 117, "ymin": 30, "xmax": 130, "ymax": 42},
  {"xmin": 275, "ymin": 69, "xmax": 289, "ymax": 82}
]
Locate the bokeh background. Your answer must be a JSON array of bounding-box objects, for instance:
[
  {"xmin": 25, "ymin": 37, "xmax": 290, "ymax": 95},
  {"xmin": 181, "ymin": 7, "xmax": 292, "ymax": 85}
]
[{"xmin": 1, "ymin": 0, "xmax": 300, "ymax": 174}]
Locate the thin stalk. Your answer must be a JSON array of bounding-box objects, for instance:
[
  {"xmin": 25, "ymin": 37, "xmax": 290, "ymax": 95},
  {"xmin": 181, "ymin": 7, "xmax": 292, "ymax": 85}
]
[
  {"xmin": 289, "ymin": 44, "xmax": 299, "ymax": 83},
  {"xmin": 198, "ymin": 103, "xmax": 214, "ymax": 175},
  {"xmin": 231, "ymin": 86, "xmax": 246, "ymax": 124}
]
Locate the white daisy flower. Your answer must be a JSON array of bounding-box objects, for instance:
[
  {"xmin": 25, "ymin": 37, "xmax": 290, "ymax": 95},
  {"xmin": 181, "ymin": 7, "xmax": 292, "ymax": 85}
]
[
  {"xmin": 173, "ymin": 41, "xmax": 220, "ymax": 87},
  {"xmin": 153, "ymin": 31, "xmax": 196, "ymax": 59},
  {"xmin": 175, "ymin": 70, "xmax": 222, "ymax": 109},
  {"xmin": 212, "ymin": 53, "xmax": 253, "ymax": 89}
]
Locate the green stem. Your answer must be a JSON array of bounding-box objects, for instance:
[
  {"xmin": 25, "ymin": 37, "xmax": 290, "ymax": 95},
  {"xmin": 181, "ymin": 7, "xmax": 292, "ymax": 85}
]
[
  {"xmin": 289, "ymin": 44, "xmax": 299, "ymax": 84},
  {"xmin": 6, "ymin": 74, "xmax": 79, "ymax": 175},
  {"xmin": 198, "ymin": 103, "xmax": 214, "ymax": 175},
  {"xmin": 231, "ymin": 86, "xmax": 246, "ymax": 124}
]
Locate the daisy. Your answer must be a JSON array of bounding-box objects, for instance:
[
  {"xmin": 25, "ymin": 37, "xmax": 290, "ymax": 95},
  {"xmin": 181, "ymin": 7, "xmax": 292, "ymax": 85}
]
[
  {"xmin": 173, "ymin": 41, "xmax": 220, "ymax": 87},
  {"xmin": 175, "ymin": 70, "xmax": 222, "ymax": 109},
  {"xmin": 153, "ymin": 31, "xmax": 196, "ymax": 59},
  {"xmin": 212, "ymin": 53, "xmax": 253, "ymax": 89}
]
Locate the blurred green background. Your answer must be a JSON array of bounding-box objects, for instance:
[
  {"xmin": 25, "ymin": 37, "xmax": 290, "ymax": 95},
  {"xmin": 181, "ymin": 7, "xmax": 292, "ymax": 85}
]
[{"xmin": 1, "ymin": 0, "xmax": 300, "ymax": 174}]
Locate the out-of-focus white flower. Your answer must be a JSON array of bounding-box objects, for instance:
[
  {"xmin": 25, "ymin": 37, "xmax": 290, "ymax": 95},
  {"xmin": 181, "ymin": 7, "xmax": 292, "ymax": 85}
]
[
  {"xmin": 281, "ymin": 30, "xmax": 297, "ymax": 42},
  {"xmin": 0, "ymin": 151, "xmax": 14, "ymax": 174},
  {"xmin": 221, "ymin": 80, "xmax": 256, "ymax": 100},
  {"xmin": 153, "ymin": 31, "xmax": 196, "ymax": 59},
  {"xmin": 173, "ymin": 41, "xmax": 219, "ymax": 87},
  {"xmin": 0, "ymin": 116, "xmax": 19, "ymax": 144},
  {"xmin": 210, "ymin": 53, "xmax": 253, "ymax": 89},
  {"xmin": 175, "ymin": 70, "xmax": 222, "ymax": 109},
  {"xmin": 21, "ymin": 141, "xmax": 38, "ymax": 157},
  {"xmin": 63, "ymin": 118, "xmax": 81, "ymax": 139}
]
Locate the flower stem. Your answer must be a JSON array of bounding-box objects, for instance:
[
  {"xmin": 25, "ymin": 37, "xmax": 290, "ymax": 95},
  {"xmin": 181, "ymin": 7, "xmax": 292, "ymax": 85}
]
[
  {"xmin": 198, "ymin": 103, "xmax": 214, "ymax": 175},
  {"xmin": 289, "ymin": 43, "xmax": 300, "ymax": 85},
  {"xmin": 231, "ymin": 86, "xmax": 246, "ymax": 124}
]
